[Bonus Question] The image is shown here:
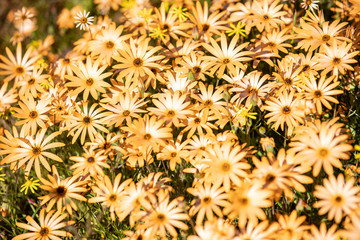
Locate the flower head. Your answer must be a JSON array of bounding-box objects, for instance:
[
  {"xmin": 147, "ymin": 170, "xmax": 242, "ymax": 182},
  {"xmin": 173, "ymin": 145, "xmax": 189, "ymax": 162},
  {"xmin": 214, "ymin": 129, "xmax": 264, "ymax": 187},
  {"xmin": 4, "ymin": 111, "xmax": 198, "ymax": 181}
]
[
  {"xmin": 20, "ymin": 177, "xmax": 40, "ymax": 194},
  {"xmin": 74, "ymin": 10, "xmax": 94, "ymax": 30}
]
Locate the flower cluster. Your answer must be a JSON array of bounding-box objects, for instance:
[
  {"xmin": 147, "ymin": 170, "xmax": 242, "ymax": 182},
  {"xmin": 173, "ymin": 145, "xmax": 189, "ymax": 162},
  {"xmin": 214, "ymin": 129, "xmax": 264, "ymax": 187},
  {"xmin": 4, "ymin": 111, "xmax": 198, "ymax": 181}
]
[{"xmin": 1, "ymin": 0, "xmax": 360, "ymax": 239}]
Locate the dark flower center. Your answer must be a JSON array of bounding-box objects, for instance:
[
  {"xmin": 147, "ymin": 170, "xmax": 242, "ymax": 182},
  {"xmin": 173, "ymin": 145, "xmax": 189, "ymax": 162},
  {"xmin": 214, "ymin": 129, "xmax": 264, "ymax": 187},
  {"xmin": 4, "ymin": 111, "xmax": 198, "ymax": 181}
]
[
  {"xmin": 263, "ymin": 14, "xmax": 269, "ymax": 20},
  {"xmin": 83, "ymin": 116, "xmax": 91, "ymax": 124},
  {"xmin": 268, "ymin": 42, "xmax": 275, "ymax": 47},
  {"xmin": 109, "ymin": 194, "xmax": 117, "ymax": 202},
  {"xmin": 106, "ymin": 41, "xmax": 114, "ymax": 49},
  {"xmin": 15, "ymin": 67, "xmax": 25, "ymax": 74},
  {"xmin": 86, "ymin": 78, "xmax": 94, "ymax": 86},
  {"xmin": 284, "ymin": 78, "xmax": 292, "ymax": 85},
  {"xmin": 157, "ymin": 213, "xmax": 166, "ymax": 221},
  {"xmin": 194, "ymin": 117, "xmax": 201, "ymax": 124},
  {"xmin": 192, "ymin": 66, "xmax": 201, "ymax": 74},
  {"xmin": 202, "ymin": 24, "xmax": 210, "ymax": 32},
  {"xmin": 333, "ymin": 57, "xmax": 341, "ymax": 65},
  {"xmin": 80, "ymin": 17, "xmax": 88, "ymax": 24},
  {"xmin": 63, "ymin": 58, "xmax": 70, "ymax": 64},
  {"xmin": 167, "ymin": 110, "xmax": 175, "ymax": 117},
  {"xmin": 103, "ymin": 142, "xmax": 111, "ymax": 149},
  {"xmin": 238, "ymin": 197, "xmax": 248, "ymax": 205},
  {"xmin": 334, "ymin": 195, "xmax": 343, "ymax": 203},
  {"xmin": 144, "ymin": 133, "xmax": 152, "ymax": 140},
  {"xmin": 202, "ymin": 196, "xmax": 211, "ymax": 203},
  {"xmin": 223, "ymin": 58, "xmax": 230, "ymax": 64},
  {"xmin": 87, "ymin": 157, "xmax": 95, "ymax": 163},
  {"xmin": 282, "ymin": 106, "xmax": 291, "ymax": 114},
  {"xmin": 39, "ymin": 227, "xmax": 49, "ymax": 236},
  {"xmin": 163, "ymin": 24, "xmax": 169, "ymax": 30},
  {"xmin": 322, "ymin": 34, "xmax": 330, "ymax": 42},
  {"xmin": 123, "ymin": 110, "xmax": 130, "ymax": 116},
  {"xmin": 28, "ymin": 78, "xmax": 35, "ymax": 85},
  {"xmin": 314, "ymin": 90, "xmax": 322, "ymax": 97},
  {"xmin": 265, "ymin": 174, "xmax": 276, "ymax": 183},
  {"xmin": 133, "ymin": 58, "xmax": 143, "ymax": 67},
  {"xmin": 204, "ymin": 99, "xmax": 213, "ymax": 107},
  {"xmin": 170, "ymin": 152, "xmax": 177, "ymax": 158},
  {"xmin": 56, "ymin": 186, "xmax": 67, "ymax": 197},
  {"xmin": 29, "ymin": 111, "xmax": 38, "ymax": 119},
  {"xmin": 32, "ymin": 147, "xmax": 41, "ymax": 156}
]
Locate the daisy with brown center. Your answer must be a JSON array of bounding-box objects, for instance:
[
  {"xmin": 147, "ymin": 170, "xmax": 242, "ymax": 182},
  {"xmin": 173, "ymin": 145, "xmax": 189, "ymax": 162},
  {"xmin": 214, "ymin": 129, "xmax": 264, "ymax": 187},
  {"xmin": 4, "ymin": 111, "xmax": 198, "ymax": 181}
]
[
  {"xmin": 0, "ymin": 43, "xmax": 38, "ymax": 83},
  {"xmin": 38, "ymin": 165, "xmax": 88, "ymax": 215},
  {"xmin": 65, "ymin": 56, "xmax": 112, "ymax": 101},
  {"xmin": 89, "ymin": 23, "xmax": 130, "ymax": 65},
  {"xmin": 138, "ymin": 191, "xmax": 189, "ymax": 238},
  {"xmin": 263, "ymin": 90, "xmax": 304, "ymax": 135},
  {"xmin": 156, "ymin": 139, "xmax": 190, "ymax": 171},
  {"xmin": 187, "ymin": 182, "xmax": 228, "ymax": 225},
  {"xmin": 147, "ymin": 90, "xmax": 193, "ymax": 128},
  {"xmin": 122, "ymin": 114, "xmax": 173, "ymax": 153},
  {"xmin": 88, "ymin": 173, "xmax": 133, "ymax": 221},
  {"xmin": 14, "ymin": 7, "xmax": 35, "ymax": 24},
  {"xmin": 202, "ymin": 33, "xmax": 251, "ymax": 78},
  {"xmin": 250, "ymin": 156, "xmax": 294, "ymax": 197},
  {"xmin": 124, "ymin": 146, "xmax": 154, "ymax": 168},
  {"xmin": 229, "ymin": 70, "xmax": 271, "ymax": 108},
  {"xmin": 113, "ymin": 38, "xmax": 165, "ymax": 82},
  {"xmin": 54, "ymin": 51, "xmax": 83, "ymax": 80},
  {"xmin": 181, "ymin": 110, "xmax": 217, "ymax": 139},
  {"xmin": 62, "ymin": 102, "xmax": 109, "ymax": 144},
  {"xmin": 74, "ymin": 10, "xmax": 94, "ymax": 30},
  {"xmin": 272, "ymin": 58, "xmax": 303, "ymax": 92},
  {"xmin": 251, "ymin": 0, "xmax": 286, "ymax": 32},
  {"xmin": 299, "ymin": 73, "xmax": 343, "ymax": 115},
  {"xmin": 0, "ymin": 128, "xmax": 64, "ymax": 178},
  {"xmin": 189, "ymin": 1, "xmax": 229, "ymax": 41},
  {"xmin": 178, "ymin": 51, "xmax": 212, "ymax": 81},
  {"xmin": 259, "ymin": 28, "xmax": 292, "ymax": 56},
  {"xmin": 12, "ymin": 95, "xmax": 51, "ymax": 136},
  {"xmin": 223, "ymin": 182, "xmax": 272, "ymax": 228},
  {"xmin": 101, "ymin": 91, "xmax": 147, "ymax": 127},
  {"xmin": 85, "ymin": 132, "xmax": 123, "ymax": 157},
  {"xmin": 295, "ymin": 19, "xmax": 347, "ymax": 52},
  {"xmin": 202, "ymin": 142, "xmax": 251, "ymax": 192},
  {"xmin": 185, "ymin": 134, "xmax": 214, "ymax": 161},
  {"xmin": 19, "ymin": 66, "xmax": 48, "ymax": 98},
  {"xmin": 315, "ymin": 40, "xmax": 359, "ymax": 76},
  {"xmin": 314, "ymin": 174, "xmax": 360, "ymax": 223},
  {"xmin": 151, "ymin": 3, "xmax": 193, "ymax": 41},
  {"xmin": 288, "ymin": 120, "xmax": 352, "ymax": 176},
  {"xmin": 13, "ymin": 209, "xmax": 74, "ymax": 240},
  {"xmin": 166, "ymin": 70, "xmax": 198, "ymax": 93},
  {"xmin": 70, "ymin": 147, "xmax": 109, "ymax": 177},
  {"xmin": 192, "ymin": 82, "xmax": 227, "ymax": 120}
]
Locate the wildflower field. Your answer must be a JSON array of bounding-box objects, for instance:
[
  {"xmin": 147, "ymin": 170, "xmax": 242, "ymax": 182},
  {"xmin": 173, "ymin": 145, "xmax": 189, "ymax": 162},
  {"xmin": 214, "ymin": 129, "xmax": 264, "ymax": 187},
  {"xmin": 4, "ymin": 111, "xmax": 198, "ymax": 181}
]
[{"xmin": 1, "ymin": 0, "xmax": 360, "ymax": 239}]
